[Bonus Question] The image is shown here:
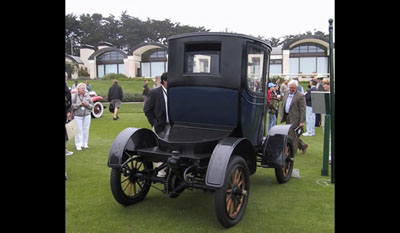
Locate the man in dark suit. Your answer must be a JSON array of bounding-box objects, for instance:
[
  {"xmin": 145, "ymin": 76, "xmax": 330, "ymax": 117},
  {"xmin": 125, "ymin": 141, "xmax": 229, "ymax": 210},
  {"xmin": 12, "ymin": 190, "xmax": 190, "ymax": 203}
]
[
  {"xmin": 280, "ymin": 80, "xmax": 308, "ymax": 154},
  {"xmin": 143, "ymin": 72, "xmax": 169, "ymax": 134},
  {"xmin": 65, "ymin": 73, "xmax": 72, "ymax": 180}
]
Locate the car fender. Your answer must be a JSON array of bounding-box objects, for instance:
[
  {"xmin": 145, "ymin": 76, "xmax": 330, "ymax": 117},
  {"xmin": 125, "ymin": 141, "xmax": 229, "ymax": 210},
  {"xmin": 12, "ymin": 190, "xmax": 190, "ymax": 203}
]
[
  {"xmin": 205, "ymin": 137, "xmax": 256, "ymax": 188},
  {"xmin": 91, "ymin": 96, "xmax": 103, "ymax": 102},
  {"xmin": 261, "ymin": 124, "xmax": 293, "ymax": 168},
  {"xmin": 107, "ymin": 128, "xmax": 158, "ymax": 169}
]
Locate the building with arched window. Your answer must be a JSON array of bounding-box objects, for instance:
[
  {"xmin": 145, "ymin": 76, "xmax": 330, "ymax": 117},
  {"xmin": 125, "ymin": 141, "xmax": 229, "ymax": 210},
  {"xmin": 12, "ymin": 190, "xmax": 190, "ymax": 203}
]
[
  {"xmin": 67, "ymin": 41, "xmax": 168, "ymax": 79},
  {"xmin": 65, "ymin": 35, "xmax": 330, "ymax": 80},
  {"xmin": 270, "ymin": 35, "xmax": 330, "ymax": 80},
  {"xmin": 131, "ymin": 42, "xmax": 168, "ymax": 78}
]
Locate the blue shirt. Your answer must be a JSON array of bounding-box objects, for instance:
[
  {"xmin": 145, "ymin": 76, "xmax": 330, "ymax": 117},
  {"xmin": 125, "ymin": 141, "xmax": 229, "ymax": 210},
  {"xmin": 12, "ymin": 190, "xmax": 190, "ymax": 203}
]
[{"xmin": 285, "ymin": 93, "xmax": 294, "ymax": 113}]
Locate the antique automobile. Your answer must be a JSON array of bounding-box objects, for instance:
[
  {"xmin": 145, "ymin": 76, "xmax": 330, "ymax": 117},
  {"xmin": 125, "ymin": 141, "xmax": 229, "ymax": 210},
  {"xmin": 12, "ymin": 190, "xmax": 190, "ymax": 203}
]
[
  {"xmin": 107, "ymin": 32, "xmax": 294, "ymax": 228},
  {"xmin": 71, "ymin": 89, "xmax": 104, "ymax": 118}
]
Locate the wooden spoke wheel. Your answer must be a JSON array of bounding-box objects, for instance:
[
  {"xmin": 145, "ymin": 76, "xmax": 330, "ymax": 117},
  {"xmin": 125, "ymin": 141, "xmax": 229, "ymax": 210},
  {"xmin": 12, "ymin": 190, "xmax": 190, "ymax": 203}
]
[
  {"xmin": 215, "ymin": 156, "xmax": 250, "ymax": 228},
  {"xmin": 110, "ymin": 156, "xmax": 153, "ymax": 206},
  {"xmin": 226, "ymin": 167, "xmax": 247, "ymax": 219},
  {"xmin": 275, "ymin": 142, "xmax": 293, "ymax": 184}
]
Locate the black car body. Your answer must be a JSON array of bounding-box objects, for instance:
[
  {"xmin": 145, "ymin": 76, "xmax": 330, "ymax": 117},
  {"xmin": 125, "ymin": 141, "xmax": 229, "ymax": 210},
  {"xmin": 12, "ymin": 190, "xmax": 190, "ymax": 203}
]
[{"xmin": 107, "ymin": 32, "xmax": 294, "ymax": 228}]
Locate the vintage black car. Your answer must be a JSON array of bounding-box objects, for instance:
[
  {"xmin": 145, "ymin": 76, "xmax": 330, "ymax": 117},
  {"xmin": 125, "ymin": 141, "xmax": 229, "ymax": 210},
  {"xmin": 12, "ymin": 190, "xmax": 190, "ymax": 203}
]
[{"xmin": 107, "ymin": 32, "xmax": 294, "ymax": 228}]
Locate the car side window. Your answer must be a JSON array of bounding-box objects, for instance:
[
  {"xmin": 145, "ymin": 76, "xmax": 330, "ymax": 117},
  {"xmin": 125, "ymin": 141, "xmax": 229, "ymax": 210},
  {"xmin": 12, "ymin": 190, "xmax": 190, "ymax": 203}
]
[{"xmin": 247, "ymin": 46, "xmax": 264, "ymax": 94}]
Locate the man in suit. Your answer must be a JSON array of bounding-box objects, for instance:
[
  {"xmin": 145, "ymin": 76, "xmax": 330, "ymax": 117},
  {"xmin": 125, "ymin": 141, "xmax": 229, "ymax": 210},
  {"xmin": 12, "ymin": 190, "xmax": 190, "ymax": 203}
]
[
  {"xmin": 143, "ymin": 72, "xmax": 169, "ymax": 177},
  {"xmin": 280, "ymin": 79, "xmax": 308, "ymax": 154},
  {"xmin": 143, "ymin": 72, "xmax": 169, "ymax": 134}
]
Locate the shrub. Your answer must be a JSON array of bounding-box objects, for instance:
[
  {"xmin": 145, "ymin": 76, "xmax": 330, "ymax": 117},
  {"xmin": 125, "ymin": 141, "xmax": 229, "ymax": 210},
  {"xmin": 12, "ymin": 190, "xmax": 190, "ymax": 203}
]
[
  {"xmin": 97, "ymin": 92, "xmax": 144, "ymax": 102},
  {"xmin": 78, "ymin": 67, "xmax": 90, "ymax": 77},
  {"xmin": 123, "ymin": 93, "xmax": 144, "ymax": 102},
  {"xmin": 269, "ymin": 75, "xmax": 284, "ymax": 84},
  {"xmin": 102, "ymin": 73, "xmax": 129, "ymax": 80}
]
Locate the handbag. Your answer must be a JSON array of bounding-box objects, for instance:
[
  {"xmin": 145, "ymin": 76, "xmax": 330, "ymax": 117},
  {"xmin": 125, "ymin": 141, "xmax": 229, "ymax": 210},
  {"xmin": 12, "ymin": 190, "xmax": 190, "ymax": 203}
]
[
  {"xmin": 66, "ymin": 119, "xmax": 79, "ymax": 139},
  {"xmin": 109, "ymin": 102, "xmax": 114, "ymax": 113}
]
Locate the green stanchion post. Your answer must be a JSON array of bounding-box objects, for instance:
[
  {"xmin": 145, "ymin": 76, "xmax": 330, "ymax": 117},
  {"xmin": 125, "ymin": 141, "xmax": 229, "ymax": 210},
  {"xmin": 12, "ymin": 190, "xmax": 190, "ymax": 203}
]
[
  {"xmin": 328, "ymin": 18, "xmax": 335, "ymax": 183},
  {"xmin": 321, "ymin": 114, "xmax": 330, "ymax": 176}
]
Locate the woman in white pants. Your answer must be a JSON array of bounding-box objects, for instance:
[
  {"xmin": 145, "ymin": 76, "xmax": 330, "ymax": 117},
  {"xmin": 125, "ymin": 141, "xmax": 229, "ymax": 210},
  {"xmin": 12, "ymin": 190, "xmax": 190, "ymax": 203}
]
[{"xmin": 72, "ymin": 83, "xmax": 94, "ymax": 151}]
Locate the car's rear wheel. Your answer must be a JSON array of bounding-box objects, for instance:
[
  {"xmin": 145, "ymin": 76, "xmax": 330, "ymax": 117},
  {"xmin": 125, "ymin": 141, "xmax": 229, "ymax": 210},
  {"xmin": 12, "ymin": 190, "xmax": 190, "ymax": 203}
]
[{"xmin": 274, "ymin": 142, "xmax": 293, "ymax": 183}]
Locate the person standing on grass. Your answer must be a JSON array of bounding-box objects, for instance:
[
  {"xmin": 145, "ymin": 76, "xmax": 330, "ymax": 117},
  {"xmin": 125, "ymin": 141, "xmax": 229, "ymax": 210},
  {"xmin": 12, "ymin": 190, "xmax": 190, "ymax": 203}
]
[
  {"xmin": 143, "ymin": 72, "xmax": 169, "ymax": 177},
  {"xmin": 143, "ymin": 72, "xmax": 169, "ymax": 134},
  {"xmin": 72, "ymin": 83, "xmax": 94, "ymax": 151},
  {"xmin": 142, "ymin": 80, "xmax": 150, "ymax": 104},
  {"xmin": 274, "ymin": 78, "xmax": 281, "ymax": 120},
  {"xmin": 108, "ymin": 79, "xmax": 123, "ymax": 120},
  {"xmin": 280, "ymin": 77, "xmax": 289, "ymax": 98},
  {"xmin": 280, "ymin": 80, "xmax": 308, "ymax": 154},
  {"xmin": 65, "ymin": 73, "xmax": 74, "ymax": 156},
  {"xmin": 71, "ymin": 80, "xmax": 78, "ymax": 90},
  {"xmin": 267, "ymin": 83, "xmax": 279, "ymax": 132},
  {"xmin": 292, "ymin": 77, "xmax": 304, "ymax": 94},
  {"xmin": 303, "ymin": 79, "xmax": 318, "ymax": 136},
  {"xmin": 322, "ymin": 78, "xmax": 332, "ymax": 164},
  {"xmin": 65, "ymin": 72, "xmax": 72, "ymax": 180},
  {"xmin": 85, "ymin": 80, "xmax": 92, "ymax": 92},
  {"xmin": 315, "ymin": 75, "xmax": 325, "ymax": 127}
]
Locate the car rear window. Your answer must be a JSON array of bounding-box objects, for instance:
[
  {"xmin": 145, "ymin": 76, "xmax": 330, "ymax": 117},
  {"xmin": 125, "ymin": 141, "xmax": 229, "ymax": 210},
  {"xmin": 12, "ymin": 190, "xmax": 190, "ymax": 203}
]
[{"xmin": 185, "ymin": 43, "xmax": 221, "ymax": 74}]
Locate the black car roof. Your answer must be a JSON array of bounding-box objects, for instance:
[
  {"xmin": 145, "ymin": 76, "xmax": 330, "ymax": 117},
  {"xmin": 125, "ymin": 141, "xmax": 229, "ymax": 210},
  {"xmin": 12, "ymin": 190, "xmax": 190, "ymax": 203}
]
[{"xmin": 168, "ymin": 32, "xmax": 272, "ymax": 50}]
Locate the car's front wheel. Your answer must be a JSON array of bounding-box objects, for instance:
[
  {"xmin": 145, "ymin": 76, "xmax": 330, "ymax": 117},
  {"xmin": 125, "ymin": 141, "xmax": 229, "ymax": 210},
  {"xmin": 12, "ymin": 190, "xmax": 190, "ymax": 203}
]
[
  {"xmin": 110, "ymin": 157, "xmax": 153, "ymax": 206},
  {"xmin": 215, "ymin": 155, "xmax": 250, "ymax": 228}
]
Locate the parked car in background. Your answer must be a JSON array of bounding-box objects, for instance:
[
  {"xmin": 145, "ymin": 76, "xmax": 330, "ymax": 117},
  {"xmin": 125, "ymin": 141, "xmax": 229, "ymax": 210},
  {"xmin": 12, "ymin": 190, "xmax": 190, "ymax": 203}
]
[{"xmin": 71, "ymin": 89, "xmax": 104, "ymax": 118}]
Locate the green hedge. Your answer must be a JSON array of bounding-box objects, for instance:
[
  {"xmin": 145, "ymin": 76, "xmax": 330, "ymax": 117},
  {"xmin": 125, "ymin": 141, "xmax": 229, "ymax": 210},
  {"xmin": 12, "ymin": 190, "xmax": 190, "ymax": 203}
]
[{"xmin": 96, "ymin": 92, "xmax": 144, "ymax": 102}]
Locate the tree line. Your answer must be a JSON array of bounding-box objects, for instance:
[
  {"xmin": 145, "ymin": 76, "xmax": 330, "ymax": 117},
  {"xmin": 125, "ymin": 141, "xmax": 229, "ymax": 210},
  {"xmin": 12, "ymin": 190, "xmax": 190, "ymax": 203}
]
[
  {"xmin": 65, "ymin": 11, "xmax": 328, "ymax": 56},
  {"xmin": 65, "ymin": 11, "xmax": 210, "ymax": 56}
]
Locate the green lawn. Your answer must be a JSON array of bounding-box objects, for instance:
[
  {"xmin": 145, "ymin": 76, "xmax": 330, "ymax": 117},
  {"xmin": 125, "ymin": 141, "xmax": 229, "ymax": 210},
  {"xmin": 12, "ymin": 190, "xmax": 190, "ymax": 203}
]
[
  {"xmin": 67, "ymin": 79, "xmax": 154, "ymax": 99},
  {"xmin": 66, "ymin": 102, "xmax": 334, "ymax": 233}
]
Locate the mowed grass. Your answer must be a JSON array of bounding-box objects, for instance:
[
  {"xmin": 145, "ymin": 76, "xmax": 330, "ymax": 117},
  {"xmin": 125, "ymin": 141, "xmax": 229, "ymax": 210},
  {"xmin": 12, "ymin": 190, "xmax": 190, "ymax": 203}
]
[
  {"xmin": 65, "ymin": 102, "xmax": 334, "ymax": 233},
  {"xmin": 66, "ymin": 79, "xmax": 154, "ymax": 98}
]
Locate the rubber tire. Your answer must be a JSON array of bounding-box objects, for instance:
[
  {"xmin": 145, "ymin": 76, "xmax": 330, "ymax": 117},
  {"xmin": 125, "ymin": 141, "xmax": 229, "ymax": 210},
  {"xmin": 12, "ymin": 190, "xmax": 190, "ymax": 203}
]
[
  {"xmin": 215, "ymin": 155, "xmax": 250, "ymax": 228},
  {"xmin": 110, "ymin": 162, "xmax": 152, "ymax": 206},
  {"xmin": 274, "ymin": 141, "xmax": 294, "ymax": 184},
  {"xmin": 91, "ymin": 101, "xmax": 104, "ymax": 118}
]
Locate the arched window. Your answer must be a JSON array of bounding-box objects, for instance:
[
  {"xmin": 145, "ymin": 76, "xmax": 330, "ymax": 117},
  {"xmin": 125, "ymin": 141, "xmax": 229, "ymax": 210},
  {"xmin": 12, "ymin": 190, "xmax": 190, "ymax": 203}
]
[
  {"xmin": 141, "ymin": 49, "xmax": 168, "ymax": 77},
  {"xmin": 289, "ymin": 43, "xmax": 328, "ymax": 77},
  {"xmin": 290, "ymin": 43, "xmax": 326, "ymax": 57},
  {"xmin": 96, "ymin": 51, "xmax": 125, "ymax": 78}
]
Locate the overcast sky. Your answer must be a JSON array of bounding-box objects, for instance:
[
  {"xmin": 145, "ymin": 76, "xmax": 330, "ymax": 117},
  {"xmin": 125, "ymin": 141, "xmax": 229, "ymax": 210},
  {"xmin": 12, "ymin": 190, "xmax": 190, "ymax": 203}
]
[{"xmin": 66, "ymin": 0, "xmax": 334, "ymax": 39}]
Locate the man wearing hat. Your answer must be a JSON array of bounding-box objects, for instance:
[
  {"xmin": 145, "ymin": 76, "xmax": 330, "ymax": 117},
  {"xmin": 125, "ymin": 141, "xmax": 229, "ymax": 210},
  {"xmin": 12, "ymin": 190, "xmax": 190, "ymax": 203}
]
[
  {"xmin": 143, "ymin": 72, "xmax": 170, "ymax": 134},
  {"xmin": 315, "ymin": 74, "xmax": 325, "ymax": 127},
  {"xmin": 316, "ymin": 74, "xmax": 325, "ymax": 91}
]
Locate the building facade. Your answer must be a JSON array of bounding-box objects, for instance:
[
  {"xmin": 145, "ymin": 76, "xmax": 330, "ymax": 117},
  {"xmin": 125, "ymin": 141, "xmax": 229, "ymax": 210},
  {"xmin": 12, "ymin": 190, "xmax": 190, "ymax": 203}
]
[
  {"xmin": 66, "ymin": 41, "xmax": 168, "ymax": 79},
  {"xmin": 65, "ymin": 35, "xmax": 330, "ymax": 80},
  {"xmin": 270, "ymin": 35, "xmax": 330, "ymax": 80}
]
